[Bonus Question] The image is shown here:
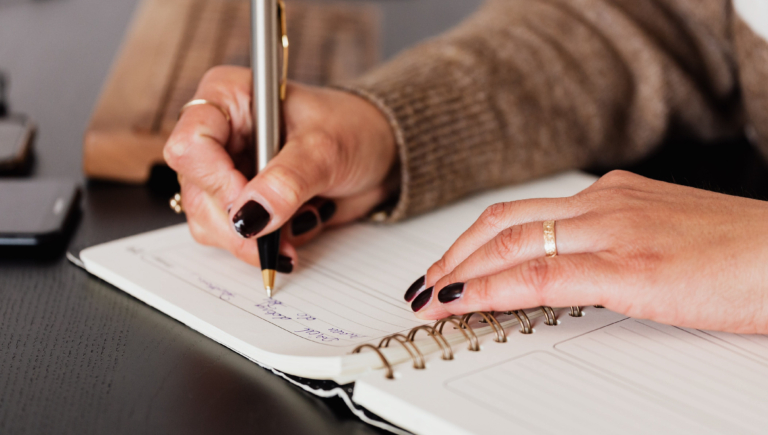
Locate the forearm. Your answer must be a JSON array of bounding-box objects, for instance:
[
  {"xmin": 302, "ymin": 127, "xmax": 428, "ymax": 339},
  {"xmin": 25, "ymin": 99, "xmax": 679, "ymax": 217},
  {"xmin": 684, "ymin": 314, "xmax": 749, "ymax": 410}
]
[{"xmin": 340, "ymin": 0, "xmax": 743, "ymax": 220}]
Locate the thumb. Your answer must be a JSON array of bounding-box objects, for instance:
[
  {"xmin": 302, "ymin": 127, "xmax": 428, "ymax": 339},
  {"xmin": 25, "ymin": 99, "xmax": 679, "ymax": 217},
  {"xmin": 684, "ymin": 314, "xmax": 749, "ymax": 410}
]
[{"xmin": 228, "ymin": 133, "xmax": 339, "ymax": 239}]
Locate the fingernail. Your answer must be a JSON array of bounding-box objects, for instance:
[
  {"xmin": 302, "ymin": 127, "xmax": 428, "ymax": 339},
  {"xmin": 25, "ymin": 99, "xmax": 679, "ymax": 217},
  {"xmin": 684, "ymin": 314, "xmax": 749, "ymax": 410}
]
[
  {"xmin": 438, "ymin": 283, "xmax": 465, "ymax": 304},
  {"xmin": 318, "ymin": 200, "xmax": 337, "ymax": 223},
  {"xmin": 277, "ymin": 254, "xmax": 293, "ymax": 274},
  {"xmin": 404, "ymin": 275, "xmax": 425, "ymax": 302},
  {"xmin": 411, "ymin": 286, "xmax": 433, "ymax": 312},
  {"xmin": 291, "ymin": 211, "xmax": 318, "ymax": 236},
  {"xmin": 232, "ymin": 201, "xmax": 271, "ymax": 238}
]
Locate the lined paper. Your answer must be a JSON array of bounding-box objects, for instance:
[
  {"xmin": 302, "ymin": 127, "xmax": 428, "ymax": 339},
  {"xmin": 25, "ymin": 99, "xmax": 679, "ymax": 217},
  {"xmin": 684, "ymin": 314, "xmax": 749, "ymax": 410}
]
[
  {"xmin": 353, "ymin": 308, "xmax": 768, "ymax": 435},
  {"xmin": 447, "ymin": 352, "xmax": 712, "ymax": 434},
  {"xmin": 130, "ymin": 227, "xmax": 430, "ymax": 349},
  {"xmin": 554, "ymin": 319, "xmax": 768, "ymax": 431},
  {"xmin": 80, "ymin": 171, "xmax": 599, "ymax": 377}
]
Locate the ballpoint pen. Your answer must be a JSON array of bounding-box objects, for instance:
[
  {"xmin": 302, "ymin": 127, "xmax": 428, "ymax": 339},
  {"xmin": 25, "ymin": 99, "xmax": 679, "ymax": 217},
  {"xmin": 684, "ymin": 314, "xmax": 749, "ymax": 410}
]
[{"xmin": 252, "ymin": 0, "xmax": 289, "ymax": 297}]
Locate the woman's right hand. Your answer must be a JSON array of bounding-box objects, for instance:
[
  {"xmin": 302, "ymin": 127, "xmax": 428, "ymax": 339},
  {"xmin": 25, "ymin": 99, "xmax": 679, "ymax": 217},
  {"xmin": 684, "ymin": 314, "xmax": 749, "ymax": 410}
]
[{"xmin": 163, "ymin": 66, "xmax": 398, "ymax": 271}]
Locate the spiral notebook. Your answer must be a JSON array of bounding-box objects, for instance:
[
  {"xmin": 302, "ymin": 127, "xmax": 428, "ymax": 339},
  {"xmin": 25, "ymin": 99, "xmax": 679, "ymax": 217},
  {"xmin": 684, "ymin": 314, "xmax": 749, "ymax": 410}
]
[{"xmin": 78, "ymin": 172, "xmax": 768, "ymax": 435}]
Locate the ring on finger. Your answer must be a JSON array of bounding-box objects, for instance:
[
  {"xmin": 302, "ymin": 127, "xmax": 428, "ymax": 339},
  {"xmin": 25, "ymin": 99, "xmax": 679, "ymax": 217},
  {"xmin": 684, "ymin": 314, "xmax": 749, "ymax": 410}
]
[
  {"xmin": 179, "ymin": 99, "xmax": 231, "ymax": 124},
  {"xmin": 170, "ymin": 192, "xmax": 184, "ymax": 214},
  {"xmin": 543, "ymin": 220, "xmax": 557, "ymax": 257}
]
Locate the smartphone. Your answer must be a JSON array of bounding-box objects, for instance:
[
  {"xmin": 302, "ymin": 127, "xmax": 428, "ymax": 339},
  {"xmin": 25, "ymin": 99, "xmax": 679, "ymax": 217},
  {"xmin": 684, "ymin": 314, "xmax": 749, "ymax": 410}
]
[
  {"xmin": 0, "ymin": 179, "xmax": 81, "ymax": 248},
  {"xmin": 0, "ymin": 116, "xmax": 35, "ymax": 174}
]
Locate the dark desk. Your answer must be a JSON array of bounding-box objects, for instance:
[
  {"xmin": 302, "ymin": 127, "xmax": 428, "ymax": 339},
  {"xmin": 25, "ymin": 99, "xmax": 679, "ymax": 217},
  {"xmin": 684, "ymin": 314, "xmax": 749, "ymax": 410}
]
[
  {"xmin": 0, "ymin": 1, "xmax": 482, "ymax": 434},
  {"xmin": 2, "ymin": 0, "xmax": 768, "ymax": 434}
]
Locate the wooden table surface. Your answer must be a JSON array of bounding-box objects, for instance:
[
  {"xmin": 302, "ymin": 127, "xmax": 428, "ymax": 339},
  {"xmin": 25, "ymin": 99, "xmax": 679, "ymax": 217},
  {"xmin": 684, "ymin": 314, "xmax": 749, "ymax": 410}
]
[{"xmin": 1, "ymin": 0, "xmax": 767, "ymax": 434}]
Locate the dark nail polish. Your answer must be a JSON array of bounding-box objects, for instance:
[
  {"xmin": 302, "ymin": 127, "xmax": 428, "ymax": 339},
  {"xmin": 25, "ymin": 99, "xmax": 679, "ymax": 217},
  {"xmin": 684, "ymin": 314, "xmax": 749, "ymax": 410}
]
[
  {"xmin": 291, "ymin": 211, "xmax": 318, "ymax": 236},
  {"xmin": 438, "ymin": 283, "xmax": 465, "ymax": 304},
  {"xmin": 411, "ymin": 287, "xmax": 433, "ymax": 312},
  {"xmin": 404, "ymin": 275, "xmax": 426, "ymax": 302},
  {"xmin": 277, "ymin": 255, "xmax": 293, "ymax": 274},
  {"xmin": 318, "ymin": 200, "xmax": 337, "ymax": 223},
  {"xmin": 233, "ymin": 201, "xmax": 271, "ymax": 238}
]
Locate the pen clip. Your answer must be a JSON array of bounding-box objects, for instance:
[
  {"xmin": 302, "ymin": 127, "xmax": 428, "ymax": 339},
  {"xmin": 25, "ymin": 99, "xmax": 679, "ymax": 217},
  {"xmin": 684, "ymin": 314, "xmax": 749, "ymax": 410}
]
[{"xmin": 278, "ymin": 0, "xmax": 289, "ymax": 101}]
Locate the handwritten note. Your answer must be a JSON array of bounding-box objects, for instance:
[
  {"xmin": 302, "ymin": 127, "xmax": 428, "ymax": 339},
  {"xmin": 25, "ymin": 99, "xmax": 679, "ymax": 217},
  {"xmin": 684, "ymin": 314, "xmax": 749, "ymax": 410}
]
[{"xmin": 136, "ymin": 230, "xmax": 434, "ymax": 347}]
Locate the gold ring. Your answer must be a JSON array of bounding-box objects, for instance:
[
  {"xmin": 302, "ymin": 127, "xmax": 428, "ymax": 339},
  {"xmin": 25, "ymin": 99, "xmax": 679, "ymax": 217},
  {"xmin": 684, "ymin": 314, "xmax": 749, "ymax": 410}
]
[
  {"xmin": 170, "ymin": 193, "xmax": 184, "ymax": 214},
  {"xmin": 543, "ymin": 220, "xmax": 557, "ymax": 257},
  {"xmin": 179, "ymin": 99, "xmax": 231, "ymax": 123}
]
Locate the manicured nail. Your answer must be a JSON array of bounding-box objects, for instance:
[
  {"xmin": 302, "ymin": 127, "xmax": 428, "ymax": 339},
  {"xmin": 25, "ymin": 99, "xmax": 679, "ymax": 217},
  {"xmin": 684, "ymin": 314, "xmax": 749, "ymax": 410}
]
[
  {"xmin": 411, "ymin": 286, "xmax": 433, "ymax": 312},
  {"xmin": 232, "ymin": 201, "xmax": 271, "ymax": 238},
  {"xmin": 277, "ymin": 254, "xmax": 293, "ymax": 274},
  {"xmin": 291, "ymin": 211, "xmax": 318, "ymax": 236},
  {"xmin": 404, "ymin": 275, "xmax": 425, "ymax": 302},
  {"xmin": 318, "ymin": 200, "xmax": 337, "ymax": 223},
  {"xmin": 438, "ymin": 283, "xmax": 465, "ymax": 304}
]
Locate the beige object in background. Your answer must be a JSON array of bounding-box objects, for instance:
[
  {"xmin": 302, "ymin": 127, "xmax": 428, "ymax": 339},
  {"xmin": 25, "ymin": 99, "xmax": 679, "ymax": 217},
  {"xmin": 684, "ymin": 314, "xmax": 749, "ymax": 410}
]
[{"xmin": 84, "ymin": 0, "xmax": 380, "ymax": 183}]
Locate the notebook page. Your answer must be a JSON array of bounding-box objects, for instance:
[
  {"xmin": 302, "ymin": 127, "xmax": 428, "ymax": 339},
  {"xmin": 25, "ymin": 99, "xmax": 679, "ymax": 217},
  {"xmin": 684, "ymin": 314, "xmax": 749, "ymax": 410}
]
[
  {"xmin": 353, "ymin": 308, "xmax": 768, "ymax": 435},
  {"xmin": 80, "ymin": 171, "xmax": 597, "ymax": 379}
]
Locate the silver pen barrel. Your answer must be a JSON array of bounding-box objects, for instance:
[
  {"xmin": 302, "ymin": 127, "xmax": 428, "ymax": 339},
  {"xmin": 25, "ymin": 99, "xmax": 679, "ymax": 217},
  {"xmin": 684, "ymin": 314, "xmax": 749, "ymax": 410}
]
[{"xmin": 252, "ymin": 0, "xmax": 281, "ymax": 173}]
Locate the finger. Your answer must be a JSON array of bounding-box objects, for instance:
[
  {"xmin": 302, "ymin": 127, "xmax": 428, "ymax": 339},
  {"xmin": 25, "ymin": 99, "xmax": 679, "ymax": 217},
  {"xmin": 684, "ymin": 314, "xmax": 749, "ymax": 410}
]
[
  {"xmin": 322, "ymin": 187, "xmax": 390, "ymax": 227},
  {"xmin": 432, "ymin": 218, "xmax": 600, "ymax": 295},
  {"xmin": 425, "ymin": 197, "xmax": 586, "ymax": 287},
  {"xmin": 414, "ymin": 252, "xmax": 618, "ymax": 320},
  {"xmin": 182, "ymin": 181, "xmax": 262, "ymax": 267},
  {"xmin": 228, "ymin": 132, "xmax": 349, "ymax": 239},
  {"xmin": 185, "ymin": 181, "xmax": 299, "ymax": 274},
  {"xmin": 164, "ymin": 66, "xmax": 252, "ymax": 209},
  {"xmin": 285, "ymin": 206, "xmax": 322, "ymax": 246},
  {"xmin": 285, "ymin": 187, "xmax": 389, "ymax": 247}
]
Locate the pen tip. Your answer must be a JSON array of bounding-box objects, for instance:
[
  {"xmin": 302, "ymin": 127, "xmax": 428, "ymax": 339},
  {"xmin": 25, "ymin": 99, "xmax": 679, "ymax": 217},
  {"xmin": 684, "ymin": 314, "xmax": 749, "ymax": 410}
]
[{"xmin": 262, "ymin": 269, "xmax": 276, "ymax": 298}]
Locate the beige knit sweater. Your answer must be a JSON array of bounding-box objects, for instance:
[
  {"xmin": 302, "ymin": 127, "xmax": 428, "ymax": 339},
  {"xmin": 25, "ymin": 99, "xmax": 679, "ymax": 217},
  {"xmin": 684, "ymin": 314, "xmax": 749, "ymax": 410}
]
[{"xmin": 340, "ymin": 0, "xmax": 768, "ymax": 221}]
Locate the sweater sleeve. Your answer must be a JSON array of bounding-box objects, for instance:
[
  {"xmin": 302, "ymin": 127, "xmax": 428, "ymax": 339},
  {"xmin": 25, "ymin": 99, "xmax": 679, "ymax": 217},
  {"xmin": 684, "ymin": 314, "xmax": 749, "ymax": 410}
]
[{"xmin": 338, "ymin": 0, "xmax": 745, "ymax": 221}]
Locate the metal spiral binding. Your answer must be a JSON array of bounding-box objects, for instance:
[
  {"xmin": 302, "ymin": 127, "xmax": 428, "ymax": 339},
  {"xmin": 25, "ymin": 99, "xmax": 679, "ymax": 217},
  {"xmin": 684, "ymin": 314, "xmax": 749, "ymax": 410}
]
[
  {"xmin": 352, "ymin": 344, "xmax": 395, "ymax": 379},
  {"xmin": 379, "ymin": 334, "xmax": 425, "ymax": 369},
  {"xmin": 462, "ymin": 312, "xmax": 507, "ymax": 343},
  {"xmin": 435, "ymin": 316, "xmax": 479, "ymax": 352},
  {"xmin": 407, "ymin": 325, "xmax": 454, "ymax": 360},
  {"xmin": 539, "ymin": 306, "xmax": 558, "ymax": 325},
  {"xmin": 352, "ymin": 308, "xmax": 589, "ymax": 379},
  {"xmin": 510, "ymin": 310, "xmax": 533, "ymax": 334}
]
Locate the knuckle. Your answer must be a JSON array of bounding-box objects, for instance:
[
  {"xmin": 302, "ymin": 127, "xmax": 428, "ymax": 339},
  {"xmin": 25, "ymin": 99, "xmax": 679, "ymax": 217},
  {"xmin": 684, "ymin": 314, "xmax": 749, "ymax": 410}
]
[
  {"xmin": 302, "ymin": 133, "xmax": 342, "ymax": 180},
  {"xmin": 519, "ymin": 258, "xmax": 553, "ymax": 304},
  {"xmin": 472, "ymin": 275, "xmax": 494, "ymax": 307},
  {"xmin": 492, "ymin": 226, "xmax": 525, "ymax": 261},
  {"xmin": 598, "ymin": 170, "xmax": 636, "ymax": 186},
  {"xmin": 429, "ymin": 256, "xmax": 450, "ymax": 280},
  {"xmin": 480, "ymin": 202, "xmax": 513, "ymax": 232},
  {"xmin": 201, "ymin": 65, "xmax": 238, "ymax": 84},
  {"xmin": 303, "ymin": 131, "xmax": 338, "ymax": 154},
  {"xmin": 262, "ymin": 164, "xmax": 308, "ymax": 207},
  {"xmin": 163, "ymin": 136, "xmax": 188, "ymax": 168}
]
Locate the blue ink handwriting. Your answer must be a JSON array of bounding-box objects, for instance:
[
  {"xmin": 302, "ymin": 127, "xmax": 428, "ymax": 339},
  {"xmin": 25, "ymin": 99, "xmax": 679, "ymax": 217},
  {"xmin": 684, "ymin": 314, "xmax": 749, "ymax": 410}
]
[{"xmin": 294, "ymin": 327, "xmax": 339, "ymax": 342}]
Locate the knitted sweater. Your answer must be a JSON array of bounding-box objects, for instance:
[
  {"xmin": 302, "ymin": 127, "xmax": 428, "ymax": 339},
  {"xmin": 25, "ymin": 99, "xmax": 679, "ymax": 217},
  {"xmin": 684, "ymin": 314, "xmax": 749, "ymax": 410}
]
[{"xmin": 340, "ymin": 0, "xmax": 768, "ymax": 221}]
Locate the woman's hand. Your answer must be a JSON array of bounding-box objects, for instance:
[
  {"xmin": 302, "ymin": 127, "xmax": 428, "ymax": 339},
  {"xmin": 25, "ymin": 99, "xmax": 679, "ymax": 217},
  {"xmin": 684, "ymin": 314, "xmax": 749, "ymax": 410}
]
[
  {"xmin": 164, "ymin": 66, "xmax": 397, "ymax": 270},
  {"xmin": 411, "ymin": 170, "xmax": 768, "ymax": 335}
]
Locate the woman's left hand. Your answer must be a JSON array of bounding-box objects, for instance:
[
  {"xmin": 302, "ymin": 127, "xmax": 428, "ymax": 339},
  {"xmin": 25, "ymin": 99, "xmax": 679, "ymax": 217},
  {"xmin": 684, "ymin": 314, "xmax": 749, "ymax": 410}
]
[{"xmin": 411, "ymin": 170, "xmax": 768, "ymax": 335}]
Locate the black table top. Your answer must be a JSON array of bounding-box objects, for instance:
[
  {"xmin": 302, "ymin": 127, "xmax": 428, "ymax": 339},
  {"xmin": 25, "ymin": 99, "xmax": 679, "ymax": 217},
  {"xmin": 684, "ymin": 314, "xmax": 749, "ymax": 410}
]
[{"xmin": 2, "ymin": 0, "xmax": 767, "ymax": 434}]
